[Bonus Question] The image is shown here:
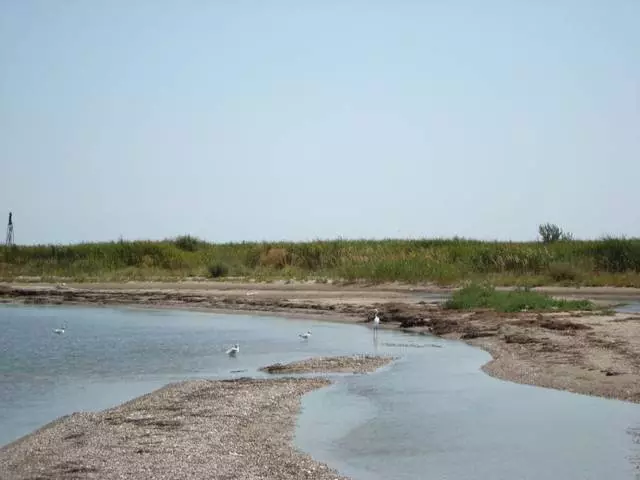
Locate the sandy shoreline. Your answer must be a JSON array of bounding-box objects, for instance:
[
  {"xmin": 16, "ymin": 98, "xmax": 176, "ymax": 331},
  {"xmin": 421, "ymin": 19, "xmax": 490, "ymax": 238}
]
[
  {"xmin": 2, "ymin": 282, "xmax": 640, "ymax": 403},
  {"xmin": 0, "ymin": 355, "xmax": 397, "ymax": 479},
  {"xmin": 2, "ymin": 282, "xmax": 640, "ymax": 478},
  {"xmin": 0, "ymin": 378, "xmax": 351, "ymax": 480}
]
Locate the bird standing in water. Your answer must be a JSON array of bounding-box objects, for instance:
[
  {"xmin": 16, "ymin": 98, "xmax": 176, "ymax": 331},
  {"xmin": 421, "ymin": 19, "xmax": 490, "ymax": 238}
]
[{"xmin": 226, "ymin": 344, "xmax": 239, "ymax": 357}]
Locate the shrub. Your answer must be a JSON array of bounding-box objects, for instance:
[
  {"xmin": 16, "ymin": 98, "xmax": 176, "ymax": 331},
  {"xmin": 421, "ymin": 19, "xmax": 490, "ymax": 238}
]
[
  {"xmin": 259, "ymin": 248, "xmax": 289, "ymax": 269},
  {"xmin": 207, "ymin": 262, "xmax": 229, "ymax": 278},
  {"xmin": 548, "ymin": 262, "xmax": 580, "ymax": 282},
  {"xmin": 174, "ymin": 235, "xmax": 205, "ymax": 252}
]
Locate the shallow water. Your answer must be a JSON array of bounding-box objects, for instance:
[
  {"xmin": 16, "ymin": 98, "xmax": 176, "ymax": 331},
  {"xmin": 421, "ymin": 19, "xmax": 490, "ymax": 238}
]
[
  {"xmin": 1, "ymin": 305, "xmax": 640, "ymax": 479},
  {"xmin": 616, "ymin": 301, "xmax": 640, "ymax": 313},
  {"xmin": 0, "ymin": 304, "xmax": 381, "ymax": 446},
  {"xmin": 296, "ymin": 331, "xmax": 640, "ymax": 479}
]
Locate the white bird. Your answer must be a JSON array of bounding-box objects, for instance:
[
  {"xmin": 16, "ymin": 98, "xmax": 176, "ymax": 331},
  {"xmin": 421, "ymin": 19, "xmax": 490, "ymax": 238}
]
[
  {"xmin": 226, "ymin": 344, "xmax": 239, "ymax": 356},
  {"xmin": 299, "ymin": 330, "xmax": 312, "ymax": 340},
  {"xmin": 53, "ymin": 323, "xmax": 66, "ymax": 335},
  {"xmin": 373, "ymin": 309, "xmax": 380, "ymax": 329}
]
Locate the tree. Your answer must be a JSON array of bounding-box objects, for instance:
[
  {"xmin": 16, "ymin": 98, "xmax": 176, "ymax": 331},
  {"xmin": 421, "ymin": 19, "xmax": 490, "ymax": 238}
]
[{"xmin": 538, "ymin": 223, "xmax": 572, "ymax": 243}]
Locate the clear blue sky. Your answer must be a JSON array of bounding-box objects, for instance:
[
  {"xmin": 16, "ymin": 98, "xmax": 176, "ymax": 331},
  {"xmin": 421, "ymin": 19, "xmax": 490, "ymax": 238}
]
[{"xmin": 1, "ymin": 1, "xmax": 638, "ymax": 245}]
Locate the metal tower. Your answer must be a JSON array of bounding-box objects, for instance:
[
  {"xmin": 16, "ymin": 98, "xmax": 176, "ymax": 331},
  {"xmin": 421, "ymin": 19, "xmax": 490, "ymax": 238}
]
[{"xmin": 5, "ymin": 211, "xmax": 14, "ymax": 246}]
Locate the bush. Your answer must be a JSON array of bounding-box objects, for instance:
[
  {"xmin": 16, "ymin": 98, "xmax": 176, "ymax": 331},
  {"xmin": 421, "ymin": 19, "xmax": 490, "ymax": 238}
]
[
  {"xmin": 548, "ymin": 262, "xmax": 580, "ymax": 282},
  {"xmin": 174, "ymin": 235, "xmax": 205, "ymax": 252},
  {"xmin": 259, "ymin": 248, "xmax": 289, "ymax": 269},
  {"xmin": 207, "ymin": 262, "xmax": 229, "ymax": 278}
]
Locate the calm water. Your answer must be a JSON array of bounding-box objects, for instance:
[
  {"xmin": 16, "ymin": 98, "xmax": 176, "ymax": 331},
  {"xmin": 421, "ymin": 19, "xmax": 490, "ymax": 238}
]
[
  {"xmin": 617, "ymin": 302, "xmax": 640, "ymax": 313},
  {"xmin": 1, "ymin": 305, "xmax": 640, "ymax": 479},
  {"xmin": 0, "ymin": 304, "xmax": 382, "ymax": 446},
  {"xmin": 296, "ymin": 340, "xmax": 640, "ymax": 479}
]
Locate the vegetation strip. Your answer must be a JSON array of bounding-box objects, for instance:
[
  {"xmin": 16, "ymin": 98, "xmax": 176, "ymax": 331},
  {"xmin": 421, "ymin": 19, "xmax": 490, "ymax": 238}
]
[
  {"xmin": 2, "ymin": 234, "xmax": 640, "ymax": 286},
  {"xmin": 444, "ymin": 283, "xmax": 595, "ymax": 312}
]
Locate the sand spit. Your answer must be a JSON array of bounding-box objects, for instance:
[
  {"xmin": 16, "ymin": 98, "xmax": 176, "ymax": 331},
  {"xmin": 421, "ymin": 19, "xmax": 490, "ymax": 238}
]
[
  {"xmin": 261, "ymin": 355, "xmax": 395, "ymax": 374},
  {"xmin": 0, "ymin": 378, "xmax": 349, "ymax": 480}
]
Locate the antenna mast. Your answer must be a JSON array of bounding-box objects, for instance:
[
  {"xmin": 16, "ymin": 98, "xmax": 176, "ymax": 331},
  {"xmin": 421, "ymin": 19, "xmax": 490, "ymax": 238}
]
[{"xmin": 5, "ymin": 212, "xmax": 14, "ymax": 246}]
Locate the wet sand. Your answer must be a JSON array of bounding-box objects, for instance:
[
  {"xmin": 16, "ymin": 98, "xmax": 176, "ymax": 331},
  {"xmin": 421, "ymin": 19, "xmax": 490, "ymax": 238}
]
[
  {"xmin": 0, "ymin": 378, "xmax": 350, "ymax": 480},
  {"xmin": 260, "ymin": 355, "xmax": 395, "ymax": 374},
  {"xmin": 2, "ymin": 282, "xmax": 640, "ymax": 403}
]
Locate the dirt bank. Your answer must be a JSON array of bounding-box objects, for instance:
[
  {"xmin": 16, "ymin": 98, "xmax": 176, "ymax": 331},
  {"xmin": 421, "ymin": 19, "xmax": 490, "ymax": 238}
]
[
  {"xmin": 0, "ymin": 378, "xmax": 349, "ymax": 480},
  {"xmin": 426, "ymin": 309, "xmax": 640, "ymax": 403},
  {"xmin": 261, "ymin": 355, "xmax": 395, "ymax": 374},
  {"xmin": 2, "ymin": 282, "xmax": 640, "ymax": 403}
]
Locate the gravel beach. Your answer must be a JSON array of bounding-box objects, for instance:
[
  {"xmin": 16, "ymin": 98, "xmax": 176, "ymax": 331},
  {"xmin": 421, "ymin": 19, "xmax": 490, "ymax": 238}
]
[{"xmin": 0, "ymin": 378, "xmax": 349, "ymax": 480}]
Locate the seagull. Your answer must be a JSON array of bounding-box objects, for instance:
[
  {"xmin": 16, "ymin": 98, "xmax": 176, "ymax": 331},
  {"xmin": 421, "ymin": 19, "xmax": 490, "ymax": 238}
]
[
  {"xmin": 53, "ymin": 323, "xmax": 66, "ymax": 335},
  {"xmin": 299, "ymin": 330, "xmax": 312, "ymax": 340},
  {"xmin": 373, "ymin": 309, "xmax": 380, "ymax": 329},
  {"xmin": 226, "ymin": 344, "xmax": 239, "ymax": 357}
]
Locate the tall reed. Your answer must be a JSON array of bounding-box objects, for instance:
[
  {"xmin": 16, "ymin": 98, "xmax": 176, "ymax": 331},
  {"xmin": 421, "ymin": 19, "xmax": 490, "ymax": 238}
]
[{"xmin": 2, "ymin": 236, "xmax": 639, "ymax": 286}]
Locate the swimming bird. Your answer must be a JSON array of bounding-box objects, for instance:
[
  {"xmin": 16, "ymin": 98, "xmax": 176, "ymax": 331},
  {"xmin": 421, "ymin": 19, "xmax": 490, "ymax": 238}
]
[
  {"xmin": 226, "ymin": 344, "xmax": 239, "ymax": 356},
  {"xmin": 53, "ymin": 323, "xmax": 66, "ymax": 335},
  {"xmin": 373, "ymin": 309, "xmax": 380, "ymax": 329},
  {"xmin": 299, "ymin": 330, "xmax": 312, "ymax": 340}
]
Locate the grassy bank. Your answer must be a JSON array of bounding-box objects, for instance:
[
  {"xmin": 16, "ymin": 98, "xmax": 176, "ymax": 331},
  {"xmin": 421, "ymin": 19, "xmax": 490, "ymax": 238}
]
[
  {"xmin": 2, "ymin": 236, "xmax": 640, "ymax": 286},
  {"xmin": 444, "ymin": 283, "xmax": 595, "ymax": 312}
]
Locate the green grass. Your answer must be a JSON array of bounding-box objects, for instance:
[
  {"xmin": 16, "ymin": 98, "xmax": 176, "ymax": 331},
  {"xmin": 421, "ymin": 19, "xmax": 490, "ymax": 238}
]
[
  {"xmin": 445, "ymin": 283, "xmax": 595, "ymax": 312},
  {"xmin": 1, "ymin": 235, "xmax": 640, "ymax": 286}
]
